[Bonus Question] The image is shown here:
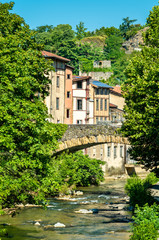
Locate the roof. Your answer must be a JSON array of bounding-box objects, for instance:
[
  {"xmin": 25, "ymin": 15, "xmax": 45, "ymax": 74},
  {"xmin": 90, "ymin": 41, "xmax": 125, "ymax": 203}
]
[
  {"xmin": 66, "ymin": 64, "xmax": 75, "ymax": 70},
  {"xmin": 110, "ymin": 85, "xmax": 122, "ymax": 95},
  {"xmin": 73, "ymin": 75, "xmax": 91, "ymax": 82},
  {"xmin": 109, "ymin": 103, "xmax": 117, "ymax": 108},
  {"xmin": 41, "ymin": 51, "xmax": 70, "ymax": 62},
  {"xmin": 92, "ymin": 80, "xmax": 113, "ymax": 89}
]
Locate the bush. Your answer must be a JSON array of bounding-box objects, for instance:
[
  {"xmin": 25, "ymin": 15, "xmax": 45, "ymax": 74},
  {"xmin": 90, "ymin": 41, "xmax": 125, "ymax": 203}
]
[
  {"xmin": 41, "ymin": 151, "xmax": 105, "ymax": 197},
  {"xmin": 130, "ymin": 204, "xmax": 159, "ymax": 240},
  {"xmin": 125, "ymin": 173, "xmax": 158, "ymax": 208},
  {"xmin": 57, "ymin": 151, "xmax": 104, "ymax": 187}
]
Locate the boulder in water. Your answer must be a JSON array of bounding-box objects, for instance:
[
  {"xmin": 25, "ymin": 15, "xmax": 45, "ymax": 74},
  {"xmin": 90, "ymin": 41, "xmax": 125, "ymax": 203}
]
[
  {"xmin": 34, "ymin": 221, "xmax": 41, "ymax": 226},
  {"xmin": 75, "ymin": 209, "xmax": 93, "ymax": 214},
  {"xmin": 54, "ymin": 222, "xmax": 66, "ymax": 228}
]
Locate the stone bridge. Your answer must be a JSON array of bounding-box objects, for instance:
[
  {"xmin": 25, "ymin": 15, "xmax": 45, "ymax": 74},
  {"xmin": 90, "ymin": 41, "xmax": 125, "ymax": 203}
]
[{"xmin": 56, "ymin": 124, "xmax": 129, "ymax": 154}]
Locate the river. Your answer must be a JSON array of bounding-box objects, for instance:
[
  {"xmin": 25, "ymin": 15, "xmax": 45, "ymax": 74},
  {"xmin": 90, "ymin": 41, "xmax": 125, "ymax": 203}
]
[{"xmin": 0, "ymin": 178, "xmax": 132, "ymax": 240}]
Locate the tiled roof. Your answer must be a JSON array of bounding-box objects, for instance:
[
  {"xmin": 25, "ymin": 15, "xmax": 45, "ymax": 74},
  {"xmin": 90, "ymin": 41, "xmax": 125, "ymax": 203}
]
[
  {"xmin": 110, "ymin": 85, "xmax": 122, "ymax": 95},
  {"xmin": 41, "ymin": 51, "xmax": 70, "ymax": 62},
  {"xmin": 109, "ymin": 103, "xmax": 117, "ymax": 108},
  {"xmin": 92, "ymin": 81, "xmax": 113, "ymax": 89},
  {"xmin": 73, "ymin": 76, "xmax": 91, "ymax": 81}
]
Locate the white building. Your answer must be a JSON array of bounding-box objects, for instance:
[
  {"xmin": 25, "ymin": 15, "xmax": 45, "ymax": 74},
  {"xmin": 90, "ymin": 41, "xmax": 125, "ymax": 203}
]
[{"xmin": 72, "ymin": 76, "xmax": 93, "ymax": 124}]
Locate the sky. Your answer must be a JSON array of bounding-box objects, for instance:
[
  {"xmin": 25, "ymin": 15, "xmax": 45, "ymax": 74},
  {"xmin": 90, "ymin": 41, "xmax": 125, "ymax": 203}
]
[{"xmin": 1, "ymin": 0, "xmax": 158, "ymax": 31}]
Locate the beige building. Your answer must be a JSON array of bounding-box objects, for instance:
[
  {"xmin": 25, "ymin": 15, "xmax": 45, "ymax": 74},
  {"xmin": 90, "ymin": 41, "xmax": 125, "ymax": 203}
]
[
  {"xmin": 42, "ymin": 51, "xmax": 73, "ymax": 123},
  {"xmin": 85, "ymin": 84, "xmax": 127, "ymax": 176},
  {"xmin": 109, "ymin": 85, "xmax": 125, "ymax": 122},
  {"xmin": 90, "ymin": 80, "xmax": 113, "ymax": 123}
]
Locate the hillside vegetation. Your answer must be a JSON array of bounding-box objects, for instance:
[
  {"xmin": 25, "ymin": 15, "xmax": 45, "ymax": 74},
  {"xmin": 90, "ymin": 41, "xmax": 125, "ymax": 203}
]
[{"xmin": 35, "ymin": 18, "xmax": 145, "ymax": 85}]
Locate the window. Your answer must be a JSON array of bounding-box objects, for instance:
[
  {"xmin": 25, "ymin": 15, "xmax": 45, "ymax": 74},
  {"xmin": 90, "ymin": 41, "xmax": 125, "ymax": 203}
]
[
  {"xmin": 93, "ymin": 147, "xmax": 96, "ymax": 157},
  {"xmin": 104, "ymin": 89, "xmax": 107, "ymax": 95},
  {"xmin": 107, "ymin": 146, "xmax": 111, "ymax": 157},
  {"xmin": 114, "ymin": 146, "xmax": 117, "ymax": 158},
  {"xmin": 96, "ymin": 89, "xmax": 99, "ymax": 95},
  {"xmin": 120, "ymin": 146, "xmax": 123, "ymax": 158},
  {"xmin": 67, "ymin": 91, "xmax": 70, "ymax": 98},
  {"xmin": 77, "ymin": 120, "xmax": 82, "ymax": 124},
  {"xmin": 60, "ymin": 62, "xmax": 64, "ymax": 68},
  {"xmin": 67, "ymin": 74, "xmax": 70, "ymax": 79},
  {"xmin": 56, "ymin": 76, "xmax": 60, "ymax": 88},
  {"xmin": 100, "ymin": 148, "xmax": 103, "ymax": 158},
  {"xmin": 99, "ymin": 61, "xmax": 102, "ymax": 67},
  {"xmin": 77, "ymin": 99, "xmax": 82, "ymax": 110},
  {"xmin": 96, "ymin": 117, "xmax": 99, "ymax": 123},
  {"xmin": 56, "ymin": 98, "xmax": 59, "ymax": 110},
  {"xmin": 100, "ymin": 117, "xmax": 103, "ymax": 121},
  {"xmin": 105, "ymin": 99, "xmax": 107, "ymax": 111},
  {"xmin": 96, "ymin": 99, "xmax": 99, "ymax": 110},
  {"xmin": 100, "ymin": 99, "xmax": 103, "ymax": 110},
  {"xmin": 66, "ymin": 109, "xmax": 70, "ymax": 118},
  {"xmin": 101, "ymin": 89, "xmax": 103, "ymax": 95},
  {"xmin": 77, "ymin": 81, "xmax": 82, "ymax": 89}
]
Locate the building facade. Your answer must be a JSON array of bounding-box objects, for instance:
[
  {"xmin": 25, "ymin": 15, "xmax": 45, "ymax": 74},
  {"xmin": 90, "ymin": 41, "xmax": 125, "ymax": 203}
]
[
  {"xmin": 109, "ymin": 85, "xmax": 125, "ymax": 122},
  {"xmin": 64, "ymin": 65, "xmax": 74, "ymax": 124},
  {"xmin": 42, "ymin": 51, "xmax": 73, "ymax": 124},
  {"xmin": 72, "ymin": 76, "xmax": 93, "ymax": 124},
  {"xmin": 90, "ymin": 80, "xmax": 113, "ymax": 123}
]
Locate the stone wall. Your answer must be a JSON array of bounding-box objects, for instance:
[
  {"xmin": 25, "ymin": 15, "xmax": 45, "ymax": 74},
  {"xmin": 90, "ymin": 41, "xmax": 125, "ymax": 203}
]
[
  {"xmin": 80, "ymin": 71, "xmax": 112, "ymax": 81},
  {"xmin": 93, "ymin": 60, "xmax": 111, "ymax": 68},
  {"xmin": 60, "ymin": 124, "xmax": 117, "ymax": 141}
]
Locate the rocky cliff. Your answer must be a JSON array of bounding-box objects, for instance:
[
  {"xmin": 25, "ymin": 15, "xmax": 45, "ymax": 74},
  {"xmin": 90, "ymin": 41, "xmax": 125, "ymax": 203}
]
[{"xmin": 122, "ymin": 27, "xmax": 149, "ymax": 54}]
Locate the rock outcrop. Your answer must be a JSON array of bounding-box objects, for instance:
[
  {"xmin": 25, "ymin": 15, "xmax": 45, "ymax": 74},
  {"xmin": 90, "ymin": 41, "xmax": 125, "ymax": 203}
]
[{"xmin": 122, "ymin": 27, "xmax": 149, "ymax": 54}]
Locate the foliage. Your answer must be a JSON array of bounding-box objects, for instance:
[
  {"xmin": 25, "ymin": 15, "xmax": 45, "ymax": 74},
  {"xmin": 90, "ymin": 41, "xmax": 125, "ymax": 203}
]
[
  {"xmin": 119, "ymin": 17, "xmax": 142, "ymax": 40},
  {"xmin": 80, "ymin": 35, "xmax": 106, "ymax": 48},
  {"xmin": 104, "ymin": 35, "xmax": 125, "ymax": 62},
  {"xmin": 35, "ymin": 25, "xmax": 54, "ymax": 33},
  {"xmin": 122, "ymin": 46, "xmax": 159, "ymax": 170},
  {"xmin": 0, "ymin": 2, "xmax": 67, "ymax": 207},
  {"xmin": 35, "ymin": 24, "xmax": 75, "ymax": 52},
  {"xmin": 58, "ymin": 41, "xmax": 105, "ymax": 74},
  {"xmin": 121, "ymin": 4, "xmax": 159, "ymax": 171},
  {"xmin": 125, "ymin": 173, "xmax": 158, "ymax": 208},
  {"xmin": 76, "ymin": 22, "xmax": 87, "ymax": 40},
  {"xmin": 57, "ymin": 151, "xmax": 104, "ymax": 187},
  {"xmin": 144, "ymin": 5, "xmax": 159, "ymax": 48},
  {"xmin": 94, "ymin": 26, "xmax": 120, "ymax": 37},
  {"xmin": 130, "ymin": 204, "xmax": 159, "ymax": 240},
  {"xmin": 0, "ymin": 228, "xmax": 8, "ymax": 238},
  {"xmin": 40, "ymin": 151, "xmax": 104, "ymax": 197}
]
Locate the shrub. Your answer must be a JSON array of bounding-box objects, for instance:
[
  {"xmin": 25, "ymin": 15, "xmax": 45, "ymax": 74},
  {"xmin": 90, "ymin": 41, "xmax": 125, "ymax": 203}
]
[
  {"xmin": 130, "ymin": 204, "xmax": 159, "ymax": 240},
  {"xmin": 125, "ymin": 173, "xmax": 158, "ymax": 208},
  {"xmin": 57, "ymin": 151, "xmax": 104, "ymax": 187}
]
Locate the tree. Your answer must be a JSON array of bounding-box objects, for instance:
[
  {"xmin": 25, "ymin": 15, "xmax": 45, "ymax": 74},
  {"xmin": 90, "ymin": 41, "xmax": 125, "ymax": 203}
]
[
  {"xmin": 121, "ymin": 5, "xmax": 159, "ymax": 172},
  {"xmin": 0, "ymin": 2, "xmax": 66, "ymax": 207},
  {"xmin": 95, "ymin": 26, "xmax": 120, "ymax": 37},
  {"xmin": 36, "ymin": 24, "xmax": 75, "ymax": 53},
  {"xmin": 144, "ymin": 5, "xmax": 159, "ymax": 47},
  {"xmin": 35, "ymin": 25, "xmax": 54, "ymax": 33},
  {"xmin": 104, "ymin": 35, "xmax": 124, "ymax": 62},
  {"xmin": 119, "ymin": 17, "xmax": 142, "ymax": 40},
  {"xmin": 76, "ymin": 21, "xmax": 87, "ymax": 40}
]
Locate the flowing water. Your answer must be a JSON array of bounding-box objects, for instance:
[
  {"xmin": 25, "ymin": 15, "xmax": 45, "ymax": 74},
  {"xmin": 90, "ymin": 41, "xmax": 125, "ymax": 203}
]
[{"xmin": 0, "ymin": 179, "xmax": 132, "ymax": 240}]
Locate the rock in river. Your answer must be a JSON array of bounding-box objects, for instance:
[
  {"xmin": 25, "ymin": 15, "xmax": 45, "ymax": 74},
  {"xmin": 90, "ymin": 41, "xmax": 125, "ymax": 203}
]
[{"xmin": 54, "ymin": 222, "xmax": 66, "ymax": 228}]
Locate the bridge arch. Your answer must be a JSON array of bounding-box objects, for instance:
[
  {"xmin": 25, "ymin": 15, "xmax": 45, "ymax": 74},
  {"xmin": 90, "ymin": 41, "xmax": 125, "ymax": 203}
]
[{"xmin": 55, "ymin": 124, "xmax": 129, "ymax": 154}]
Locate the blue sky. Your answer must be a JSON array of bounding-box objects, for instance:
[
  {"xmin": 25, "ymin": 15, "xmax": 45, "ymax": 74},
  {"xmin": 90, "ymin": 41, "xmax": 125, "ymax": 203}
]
[{"xmin": 1, "ymin": 0, "xmax": 158, "ymax": 31}]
